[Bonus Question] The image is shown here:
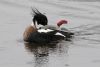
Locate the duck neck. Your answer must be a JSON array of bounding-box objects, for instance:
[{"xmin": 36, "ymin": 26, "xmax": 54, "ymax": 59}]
[{"xmin": 31, "ymin": 22, "xmax": 37, "ymax": 29}]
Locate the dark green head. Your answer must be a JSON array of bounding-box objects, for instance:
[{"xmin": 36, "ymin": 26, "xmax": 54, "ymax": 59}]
[{"xmin": 32, "ymin": 8, "xmax": 48, "ymax": 26}]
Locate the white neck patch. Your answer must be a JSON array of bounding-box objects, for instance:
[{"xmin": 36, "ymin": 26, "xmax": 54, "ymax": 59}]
[
  {"xmin": 31, "ymin": 21, "xmax": 44, "ymax": 29},
  {"xmin": 31, "ymin": 22, "xmax": 34, "ymax": 27}
]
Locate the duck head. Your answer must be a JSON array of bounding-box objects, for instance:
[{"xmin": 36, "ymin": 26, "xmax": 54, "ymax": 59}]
[{"xmin": 32, "ymin": 8, "xmax": 48, "ymax": 28}]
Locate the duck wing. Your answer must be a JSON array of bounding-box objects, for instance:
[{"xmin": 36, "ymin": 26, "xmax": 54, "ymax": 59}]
[{"xmin": 27, "ymin": 29, "xmax": 57, "ymax": 43}]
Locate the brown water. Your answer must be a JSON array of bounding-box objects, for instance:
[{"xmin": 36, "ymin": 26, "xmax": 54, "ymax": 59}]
[{"xmin": 0, "ymin": 0, "xmax": 100, "ymax": 67}]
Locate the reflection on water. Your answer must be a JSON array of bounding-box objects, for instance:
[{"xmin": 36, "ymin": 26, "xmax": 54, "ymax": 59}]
[{"xmin": 24, "ymin": 42, "xmax": 70, "ymax": 67}]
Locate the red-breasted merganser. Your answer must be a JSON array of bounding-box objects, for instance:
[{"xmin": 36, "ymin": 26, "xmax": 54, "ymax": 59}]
[{"xmin": 23, "ymin": 9, "xmax": 74, "ymax": 43}]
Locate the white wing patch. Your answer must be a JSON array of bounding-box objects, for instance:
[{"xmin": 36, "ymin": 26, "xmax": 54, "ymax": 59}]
[
  {"xmin": 55, "ymin": 32, "xmax": 66, "ymax": 37},
  {"xmin": 38, "ymin": 29, "xmax": 54, "ymax": 33},
  {"xmin": 38, "ymin": 29, "xmax": 66, "ymax": 37}
]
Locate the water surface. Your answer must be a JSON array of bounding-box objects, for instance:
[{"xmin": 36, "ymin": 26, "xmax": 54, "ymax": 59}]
[{"xmin": 0, "ymin": 0, "xmax": 100, "ymax": 67}]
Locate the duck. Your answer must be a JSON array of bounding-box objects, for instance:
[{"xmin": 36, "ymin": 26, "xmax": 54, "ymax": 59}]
[{"xmin": 23, "ymin": 9, "xmax": 74, "ymax": 43}]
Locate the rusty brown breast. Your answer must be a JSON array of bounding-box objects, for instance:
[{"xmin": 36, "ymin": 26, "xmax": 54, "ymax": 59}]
[{"xmin": 23, "ymin": 25, "xmax": 37, "ymax": 41}]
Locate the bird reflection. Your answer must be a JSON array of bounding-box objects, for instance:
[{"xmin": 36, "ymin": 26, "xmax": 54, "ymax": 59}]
[
  {"xmin": 24, "ymin": 42, "xmax": 58, "ymax": 67},
  {"xmin": 24, "ymin": 42, "xmax": 57, "ymax": 56},
  {"xmin": 24, "ymin": 42, "xmax": 69, "ymax": 67}
]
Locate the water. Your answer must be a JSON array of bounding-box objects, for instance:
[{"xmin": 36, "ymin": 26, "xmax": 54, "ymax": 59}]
[
  {"xmin": 0, "ymin": 0, "xmax": 100, "ymax": 67},
  {"xmin": 61, "ymin": 0, "xmax": 100, "ymax": 2}
]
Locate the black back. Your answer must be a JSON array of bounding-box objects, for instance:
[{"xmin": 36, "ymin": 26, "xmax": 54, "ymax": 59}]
[{"xmin": 32, "ymin": 8, "xmax": 48, "ymax": 26}]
